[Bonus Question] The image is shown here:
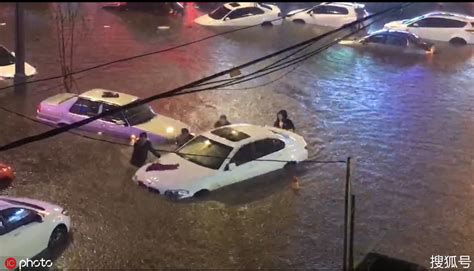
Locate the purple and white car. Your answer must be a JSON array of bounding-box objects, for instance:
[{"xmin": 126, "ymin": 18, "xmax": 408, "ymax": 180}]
[{"xmin": 36, "ymin": 89, "xmax": 190, "ymax": 144}]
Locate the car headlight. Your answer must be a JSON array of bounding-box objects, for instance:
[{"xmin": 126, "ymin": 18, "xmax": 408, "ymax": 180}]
[
  {"xmin": 164, "ymin": 189, "xmax": 190, "ymax": 199},
  {"xmin": 166, "ymin": 127, "xmax": 175, "ymax": 134}
]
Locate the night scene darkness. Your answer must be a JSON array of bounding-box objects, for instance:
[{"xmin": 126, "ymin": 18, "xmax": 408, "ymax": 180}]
[{"xmin": 0, "ymin": 2, "xmax": 473, "ymax": 271}]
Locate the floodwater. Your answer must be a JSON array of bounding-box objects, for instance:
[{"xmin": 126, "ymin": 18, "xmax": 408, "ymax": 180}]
[{"xmin": 0, "ymin": 2, "xmax": 473, "ymax": 270}]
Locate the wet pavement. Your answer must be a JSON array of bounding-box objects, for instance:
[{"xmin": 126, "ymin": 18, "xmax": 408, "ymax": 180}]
[{"xmin": 0, "ymin": 2, "xmax": 473, "ymax": 270}]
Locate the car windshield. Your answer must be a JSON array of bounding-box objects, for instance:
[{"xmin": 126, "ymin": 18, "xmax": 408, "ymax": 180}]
[
  {"xmin": 177, "ymin": 135, "xmax": 233, "ymax": 170},
  {"xmin": 123, "ymin": 103, "xmax": 155, "ymax": 126},
  {"xmin": 0, "ymin": 47, "xmax": 15, "ymax": 66},
  {"xmin": 209, "ymin": 5, "xmax": 231, "ymax": 20}
]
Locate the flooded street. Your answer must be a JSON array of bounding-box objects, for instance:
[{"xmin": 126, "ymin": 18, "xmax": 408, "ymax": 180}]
[{"xmin": 0, "ymin": 2, "xmax": 473, "ymax": 269}]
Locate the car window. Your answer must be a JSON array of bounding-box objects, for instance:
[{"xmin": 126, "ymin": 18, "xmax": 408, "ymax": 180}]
[
  {"xmin": 230, "ymin": 143, "xmax": 256, "ymax": 166},
  {"xmin": 209, "ymin": 5, "xmax": 231, "ymax": 20},
  {"xmin": 227, "ymin": 7, "xmax": 264, "ymax": 20},
  {"xmin": 0, "ymin": 216, "xmax": 5, "ymax": 235},
  {"xmin": 254, "ymin": 138, "xmax": 286, "ymax": 158},
  {"xmin": 123, "ymin": 103, "xmax": 155, "ymax": 126},
  {"xmin": 411, "ymin": 17, "xmax": 467, "ymax": 28},
  {"xmin": 313, "ymin": 5, "xmax": 349, "ymax": 15},
  {"xmin": 355, "ymin": 8, "xmax": 366, "ymax": 19},
  {"xmin": 385, "ymin": 35, "xmax": 407, "ymax": 47},
  {"xmin": 364, "ymin": 34, "xmax": 386, "ymax": 44},
  {"xmin": 177, "ymin": 135, "xmax": 233, "ymax": 170},
  {"xmin": 0, "ymin": 208, "xmax": 37, "ymax": 233},
  {"xmin": 101, "ymin": 103, "xmax": 126, "ymax": 124},
  {"xmin": 0, "ymin": 46, "xmax": 15, "ymax": 67},
  {"xmin": 69, "ymin": 98, "xmax": 101, "ymax": 116}
]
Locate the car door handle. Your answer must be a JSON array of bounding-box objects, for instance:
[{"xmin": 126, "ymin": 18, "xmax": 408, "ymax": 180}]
[{"xmin": 13, "ymin": 231, "xmax": 21, "ymax": 237}]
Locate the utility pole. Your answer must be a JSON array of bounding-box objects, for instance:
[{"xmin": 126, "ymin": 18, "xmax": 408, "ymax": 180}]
[
  {"xmin": 343, "ymin": 157, "xmax": 353, "ymax": 271},
  {"xmin": 14, "ymin": 2, "xmax": 26, "ymax": 94}
]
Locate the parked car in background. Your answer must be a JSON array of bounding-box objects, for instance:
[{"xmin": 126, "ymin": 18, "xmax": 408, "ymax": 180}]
[
  {"xmin": 36, "ymin": 89, "xmax": 190, "ymax": 144},
  {"xmin": 194, "ymin": 2, "xmax": 282, "ymax": 27},
  {"xmin": 133, "ymin": 124, "xmax": 308, "ymax": 199},
  {"xmin": 339, "ymin": 29, "xmax": 435, "ymax": 54},
  {"xmin": 286, "ymin": 2, "xmax": 368, "ymax": 28},
  {"xmin": 0, "ymin": 45, "xmax": 37, "ymax": 79},
  {"xmin": 0, "ymin": 163, "xmax": 14, "ymax": 188},
  {"xmin": 384, "ymin": 12, "xmax": 474, "ymax": 45},
  {"xmin": 0, "ymin": 196, "xmax": 71, "ymax": 259}
]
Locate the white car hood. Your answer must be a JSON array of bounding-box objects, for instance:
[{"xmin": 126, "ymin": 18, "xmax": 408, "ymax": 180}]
[
  {"xmin": 134, "ymin": 114, "xmax": 189, "ymax": 139},
  {"xmin": 0, "ymin": 62, "xmax": 37, "ymax": 79},
  {"xmin": 384, "ymin": 20, "xmax": 407, "ymax": 29},
  {"xmin": 194, "ymin": 14, "xmax": 215, "ymax": 26},
  {"xmin": 134, "ymin": 153, "xmax": 216, "ymax": 192},
  {"xmin": 286, "ymin": 8, "xmax": 308, "ymax": 18}
]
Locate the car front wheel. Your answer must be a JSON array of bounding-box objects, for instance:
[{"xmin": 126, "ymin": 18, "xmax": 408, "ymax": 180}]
[
  {"xmin": 449, "ymin": 37, "xmax": 467, "ymax": 46},
  {"xmin": 48, "ymin": 225, "xmax": 68, "ymax": 253}
]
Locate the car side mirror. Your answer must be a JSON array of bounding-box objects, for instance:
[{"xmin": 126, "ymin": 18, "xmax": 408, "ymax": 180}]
[
  {"xmin": 225, "ymin": 163, "xmax": 237, "ymax": 171},
  {"xmin": 114, "ymin": 120, "xmax": 126, "ymax": 126},
  {"xmin": 224, "ymin": 17, "xmax": 229, "ymax": 21},
  {"xmin": 411, "ymin": 23, "xmax": 419, "ymax": 27},
  {"xmin": 34, "ymin": 214, "xmax": 43, "ymax": 223}
]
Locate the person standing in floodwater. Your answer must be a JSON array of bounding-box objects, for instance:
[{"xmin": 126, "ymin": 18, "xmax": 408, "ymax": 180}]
[
  {"xmin": 130, "ymin": 132, "xmax": 161, "ymax": 167},
  {"xmin": 274, "ymin": 110, "xmax": 295, "ymax": 131}
]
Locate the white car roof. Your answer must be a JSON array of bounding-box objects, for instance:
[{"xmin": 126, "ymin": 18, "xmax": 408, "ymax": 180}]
[
  {"xmin": 223, "ymin": 2, "xmax": 275, "ymax": 10},
  {"xmin": 79, "ymin": 88, "xmax": 138, "ymax": 106},
  {"xmin": 320, "ymin": 2, "xmax": 365, "ymax": 9},
  {"xmin": 201, "ymin": 124, "xmax": 282, "ymax": 148},
  {"xmin": 419, "ymin": 12, "xmax": 474, "ymax": 21}
]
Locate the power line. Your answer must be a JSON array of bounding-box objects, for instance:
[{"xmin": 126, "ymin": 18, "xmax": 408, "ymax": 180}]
[
  {"xmin": 0, "ymin": 3, "xmax": 410, "ymax": 152},
  {"xmin": 0, "ymin": 8, "xmax": 311, "ymax": 93}
]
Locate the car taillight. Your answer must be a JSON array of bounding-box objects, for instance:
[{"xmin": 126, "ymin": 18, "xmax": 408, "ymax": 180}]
[{"xmin": 36, "ymin": 104, "xmax": 41, "ymax": 113}]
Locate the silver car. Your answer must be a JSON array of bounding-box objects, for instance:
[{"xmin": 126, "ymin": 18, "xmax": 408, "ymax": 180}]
[
  {"xmin": 339, "ymin": 29, "xmax": 435, "ymax": 55},
  {"xmin": 36, "ymin": 89, "xmax": 190, "ymax": 144}
]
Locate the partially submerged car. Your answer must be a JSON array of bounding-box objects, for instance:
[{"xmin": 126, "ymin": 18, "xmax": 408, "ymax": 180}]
[
  {"xmin": 0, "ymin": 45, "xmax": 37, "ymax": 79},
  {"xmin": 339, "ymin": 29, "xmax": 435, "ymax": 54},
  {"xmin": 36, "ymin": 89, "xmax": 190, "ymax": 144},
  {"xmin": 133, "ymin": 124, "xmax": 308, "ymax": 199},
  {"xmin": 286, "ymin": 2, "xmax": 368, "ymax": 28},
  {"xmin": 0, "ymin": 196, "xmax": 71, "ymax": 260},
  {"xmin": 384, "ymin": 12, "xmax": 474, "ymax": 45},
  {"xmin": 194, "ymin": 2, "xmax": 282, "ymax": 27}
]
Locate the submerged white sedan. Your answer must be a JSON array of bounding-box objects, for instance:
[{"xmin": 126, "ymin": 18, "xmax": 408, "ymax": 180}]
[
  {"xmin": 133, "ymin": 124, "xmax": 308, "ymax": 199},
  {"xmin": 194, "ymin": 2, "xmax": 282, "ymax": 27},
  {"xmin": 0, "ymin": 45, "xmax": 37, "ymax": 79},
  {"xmin": 0, "ymin": 196, "xmax": 71, "ymax": 260}
]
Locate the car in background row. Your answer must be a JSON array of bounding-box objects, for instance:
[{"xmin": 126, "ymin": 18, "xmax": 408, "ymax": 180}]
[
  {"xmin": 384, "ymin": 12, "xmax": 474, "ymax": 45},
  {"xmin": 339, "ymin": 29, "xmax": 435, "ymax": 55},
  {"xmin": 0, "ymin": 45, "xmax": 37, "ymax": 79},
  {"xmin": 194, "ymin": 2, "xmax": 282, "ymax": 27},
  {"xmin": 36, "ymin": 89, "xmax": 190, "ymax": 144},
  {"xmin": 286, "ymin": 2, "xmax": 368, "ymax": 28},
  {"xmin": 0, "ymin": 196, "xmax": 71, "ymax": 259},
  {"xmin": 133, "ymin": 124, "xmax": 308, "ymax": 200},
  {"xmin": 0, "ymin": 163, "xmax": 14, "ymax": 189}
]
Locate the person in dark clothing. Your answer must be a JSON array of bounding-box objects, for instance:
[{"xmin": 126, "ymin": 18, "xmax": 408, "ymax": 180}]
[
  {"xmin": 175, "ymin": 128, "xmax": 194, "ymax": 148},
  {"xmin": 274, "ymin": 110, "xmax": 295, "ymax": 131},
  {"xmin": 130, "ymin": 132, "xmax": 161, "ymax": 167},
  {"xmin": 214, "ymin": 114, "xmax": 231, "ymax": 128}
]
